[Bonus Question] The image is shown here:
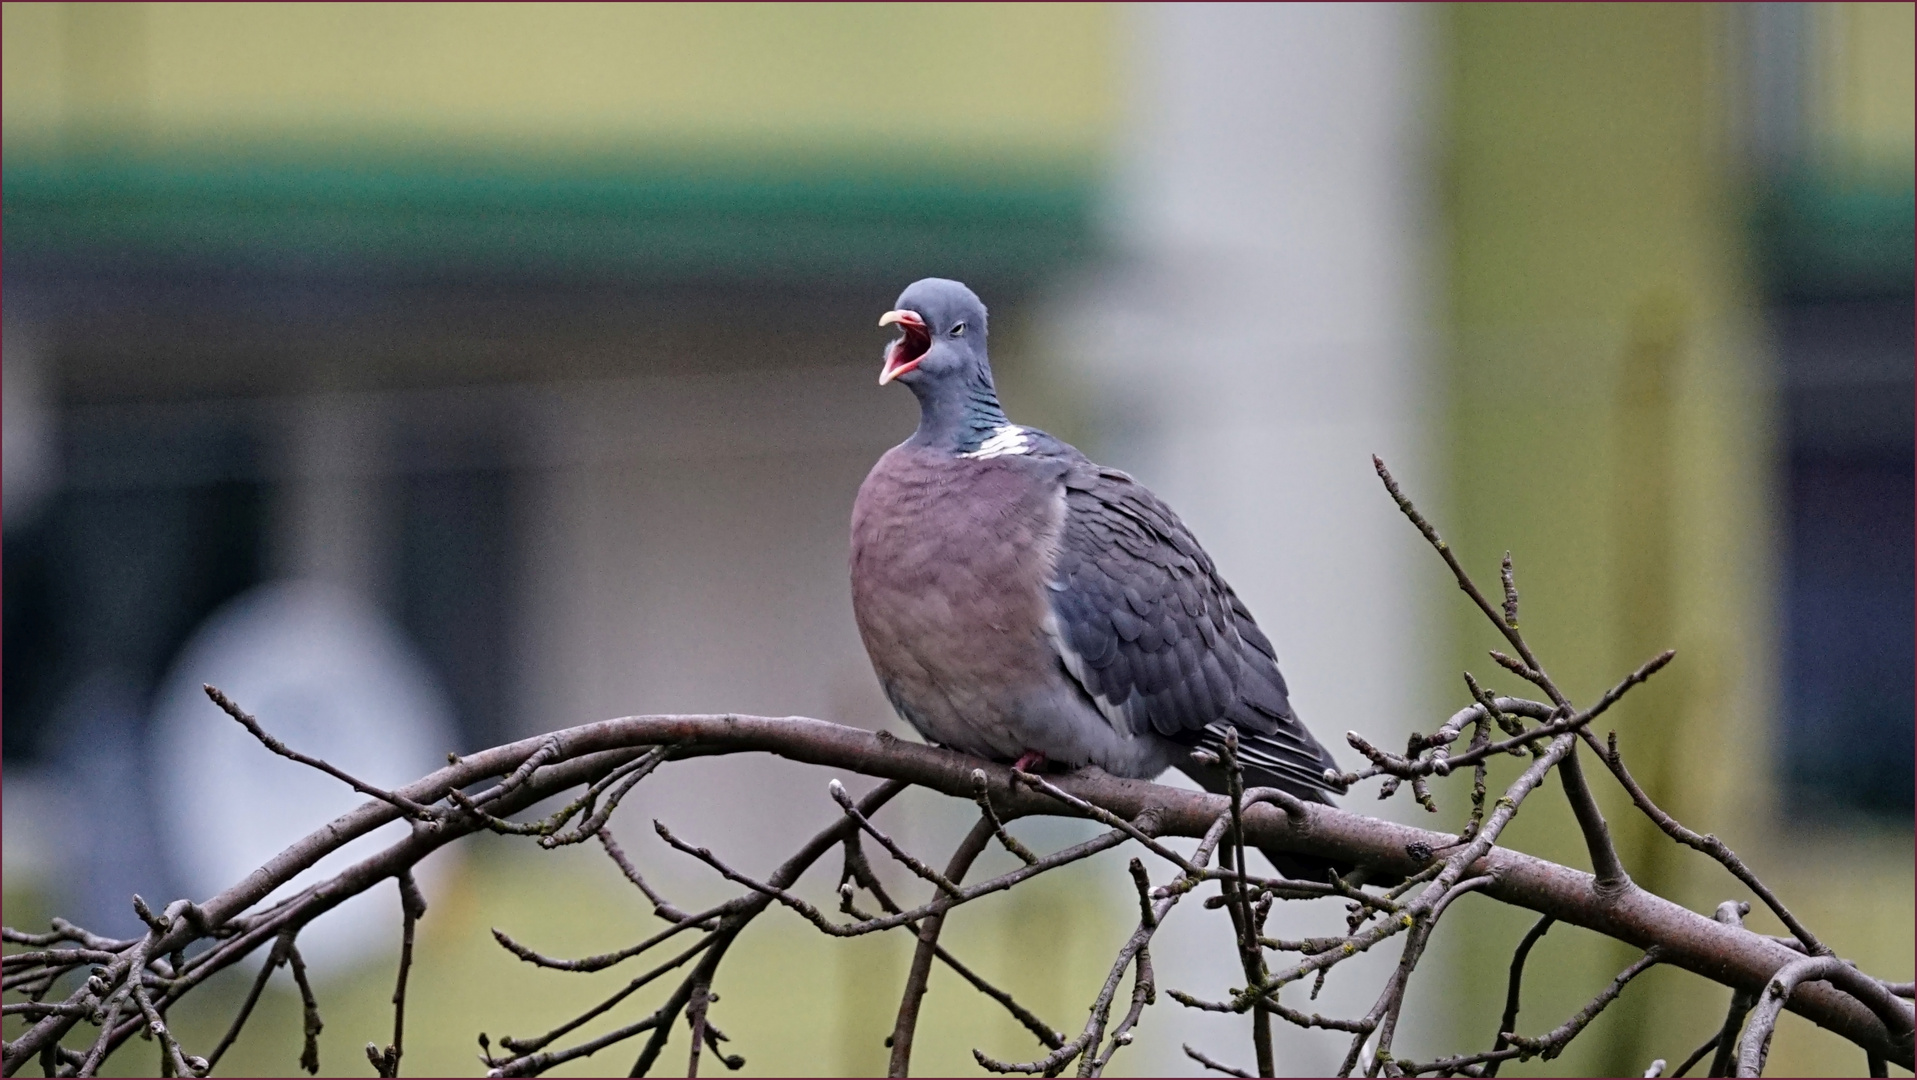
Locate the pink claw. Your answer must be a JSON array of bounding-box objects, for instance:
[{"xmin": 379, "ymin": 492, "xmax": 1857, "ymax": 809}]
[{"xmin": 1011, "ymin": 750, "xmax": 1048, "ymax": 773}]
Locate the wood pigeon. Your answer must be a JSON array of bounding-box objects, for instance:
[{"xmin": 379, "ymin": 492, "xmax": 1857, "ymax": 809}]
[{"xmin": 850, "ymin": 279, "xmax": 1349, "ymax": 877}]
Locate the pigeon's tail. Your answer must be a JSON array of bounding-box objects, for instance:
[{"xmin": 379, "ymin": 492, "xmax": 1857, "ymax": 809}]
[
  {"xmin": 1175, "ymin": 727, "xmax": 1381, "ymax": 886},
  {"xmin": 1255, "ymin": 847, "xmax": 1350, "ymax": 885}
]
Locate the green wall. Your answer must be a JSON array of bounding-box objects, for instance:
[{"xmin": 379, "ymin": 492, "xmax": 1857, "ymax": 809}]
[{"xmin": 1436, "ymin": 5, "xmax": 1771, "ymax": 1075}]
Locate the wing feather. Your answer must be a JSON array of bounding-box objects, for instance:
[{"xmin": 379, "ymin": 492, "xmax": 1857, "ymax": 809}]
[{"xmin": 1046, "ymin": 458, "xmax": 1341, "ymax": 798}]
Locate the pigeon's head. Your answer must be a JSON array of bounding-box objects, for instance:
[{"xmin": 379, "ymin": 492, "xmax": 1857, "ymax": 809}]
[{"xmin": 877, "ymin": 278, "xmax": 989, "ymax": 389}]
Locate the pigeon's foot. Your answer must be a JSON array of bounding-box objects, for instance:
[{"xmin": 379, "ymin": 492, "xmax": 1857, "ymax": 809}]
[{"xmin": 1011, "ymin": 750, "xmax": 1049, "ymax": 773}]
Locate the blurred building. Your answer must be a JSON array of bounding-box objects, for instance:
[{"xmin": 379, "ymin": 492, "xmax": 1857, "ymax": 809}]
[
  {"xmin": 1434, "ymin": 6, "xmax": 1912, "ymax": 1075},
  {"xmin": 3, "ymin": 4, "xmax": 1910, "ymax": 1078}
]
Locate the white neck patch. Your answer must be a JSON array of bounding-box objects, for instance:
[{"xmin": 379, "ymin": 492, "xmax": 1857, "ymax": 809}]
[{"xmin": 959, "ymin": 424, "xmax": 1031, "ymax": 460}]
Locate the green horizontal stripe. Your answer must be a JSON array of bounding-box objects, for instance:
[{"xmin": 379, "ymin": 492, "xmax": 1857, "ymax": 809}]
[
  {"xmin": 2, "ymin": 146, "xmax": 1098, "ymax": 280},
  {"xmin": 1754, "ymin": 164, "xmax": 1915, "ymax": 299}
]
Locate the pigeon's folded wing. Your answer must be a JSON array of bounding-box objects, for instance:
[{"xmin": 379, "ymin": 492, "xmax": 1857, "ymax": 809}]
[{"xmin": 1047, "ymin": 462, "xmax": 1342, "ymax": 799}]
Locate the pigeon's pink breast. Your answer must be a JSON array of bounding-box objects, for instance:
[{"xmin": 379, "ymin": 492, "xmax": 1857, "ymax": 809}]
[{"xmin": 849, "ymin": 445, "xmax": 1067, "ymax": 758}]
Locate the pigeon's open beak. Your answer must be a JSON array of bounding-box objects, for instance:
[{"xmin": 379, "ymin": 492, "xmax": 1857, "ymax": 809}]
[{"xmin": 878, "ymin": 309, "xmax": 930, "ymax": 385}]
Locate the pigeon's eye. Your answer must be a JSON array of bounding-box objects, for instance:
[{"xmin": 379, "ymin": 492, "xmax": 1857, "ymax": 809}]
[{"xmin": 950, "ymin": 322, "xmax": 967, "ymax": 338}]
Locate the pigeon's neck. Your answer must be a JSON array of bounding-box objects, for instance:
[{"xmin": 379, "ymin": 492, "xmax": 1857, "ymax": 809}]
[{"xmin": 907, "ymin": 369, "xmax": 1012, "ymax": 455}]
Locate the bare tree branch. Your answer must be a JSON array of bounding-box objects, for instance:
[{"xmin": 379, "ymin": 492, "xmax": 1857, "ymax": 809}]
[
  {"xmin": 835, "ymin": 834, "xmax": 1064, "ymax": 1055},
  {"xmin": 1484, "ymin": 915, "xmax": 1555, "ymax": 1077},
  {"xmin": 1736, "ymin": 957, "xmax": 1915, "ymax": 1077},
  {"xmin": 203, "ymin": 931, "xmax": 293, "ymax": 1071},
  {"xmin": 888, "ymin": 816, "xmax": 997, "ymax": 1076},
  {"xmin": 205, "ymin": 684, "xmax": 436, "ymax": 820},
  {"xmin": 6, "ymin": 712, "xmax": 1908, "ymax": 1075},
  {"xmin": 1669, "ymin": 1030, "xmax": 1719, "ymax": 1077},
  {"xmin": 1183, "ymin": 1044, "xmax": 1253, "ymax": 1078},
  {"xmin": 366, "ymin": 871, "xmax": 427, "ymax": 1077},
  {"xmin": 1371, "ymin": 457, "xmax": 1630, "ymax": 893},
  {"xmin": 1581, "ymin": 728, "xmax": 1828, "ymax": 957}
]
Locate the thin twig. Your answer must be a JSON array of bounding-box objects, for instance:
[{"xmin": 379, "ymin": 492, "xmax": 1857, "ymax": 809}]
[
  {"xmin": 1183, "ymin": 1044, "xmax": 1254, "ymax": 1078},
  {"xmin": 3, "ymin": 926, "xmax": 128, "ymax": 949},
  {"xmin": 1705, "ymin": 902, "xmax": 1757, "ymax": 1078},
  {"xmin": 620, "ymin": 783, "xmax": 912, "ymax": 1078},
  {"xmin": 203, "ymin": 932, "xmax": 295, "ymax": 1070},
  {"xmin": 77, "ymin": 983, "xmax": 128, "ymax": 1078},
  {"xmin": 838, "ymin": 835, "xmax": 1065, "ymax": 1054},
  {"xmin": 980, "ymin": 815, "xmax": 1233, "ymax": 1078},
  {"xmin": 1078, "ymin": 819, "xmax": 1233, "ymax": 1074},
  {"xmin": 1396, "ymin": 952, "xmax": 1654, "ymax": 1075},
  {"xmin": 1011, "ymin": 769, "xmax": 1200, "ymax": 876},
  {"xmin": 1084, "ymin": 946, "xmax": 1154, "ymax": 1077},
  {"xmin": 127, "ymin": 963, "xmax": 200, "ymax": 1078},
  {"xmin": 451, "ymin": 747, "xmax": 668, "ymax": 847},
  {"xmin": 1668, "ymin": 1031, "xmax": 1718, "ymax": 1077},
  {"xmin": 0, "ymin": 1001, "xmax": 92, "ymax": 1018},
  {"xmin": 490, "ymin": 901, "xmax": 738, "ymax": 973},
  {"xmin": 1371, "ymin": 456, "xmax": 1631, "ymax": 891},
  {"xmin": 129, "ymin": 982, "xmax": 198, "ymax": 1078},
  {"xmin": 204, "ymin": 684, "xmax": 437, "ymax": 819},
  {"xmin": 288, "ymin": 942, "xmax": 323, "ymax": 1076},
  {"xmin": 1460, "ymin": 700, "xmax": 1493, "ymax": 844},
  {"xmin": 684, "ymin": 979, "xmax": 712, "ymax": 1079},
  {"xmin": 490, "ymin": 1012, "xmax": 665, "ymax": 1077},
  {"xmin": 1217, "ymin": 731, "xmax": 1275, "ymax": 1078},
  {"xmin": 1501, "ymin": 950, "xmax": 1662, "ymax": 1061},
  {"xmin": 366, "ymin": 871, "xmax": 427, "ymax": 1077},
  {"xmin": 1349, "ymin": 875, "xmax": 1494, "ymax": 1076},
  {"xmin": 1338, "ymin": 699, "xmax": 1589, "ymax": 785},
  {"xmin": 654, "ymin": 819, "xmax": 1133, "ymax": 939},
  {"xmin": 598, "ymin": 828, "xmax": 709, "ymax": 925},
  {"xmin": 494, "ymin": 937, "xmax": 716, "ymax": 1057},
  {"xmin": 829, "ymin": 779, "xmax": 963, "ymax": 897},
  {"xmin": 1483, "ymin": 915, "xmax": 1554, "ymax": 1077},
  {"xmin": 889, "ymin": 815, "xmax": 998, "ymax": 1076},
  {"xmin": 1500, "ymin": 552, "xmax": 1520, "ymax": 627},
  {"xmin": 1265, "ymin": 998, "xmax": 1371, "ymax": 1033},
  {"xmin": 1232, "ymin": 729, "xmax": 1580, "ymax": 1016},
  {"xmin": 973, "ymin": 769, "xmax": 1040, "ymax": 865}
]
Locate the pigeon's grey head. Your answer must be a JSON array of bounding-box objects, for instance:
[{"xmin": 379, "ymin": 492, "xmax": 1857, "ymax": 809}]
[{"xmin": 877, "ymin": 278, "xmax": 989, "ymax": 389}]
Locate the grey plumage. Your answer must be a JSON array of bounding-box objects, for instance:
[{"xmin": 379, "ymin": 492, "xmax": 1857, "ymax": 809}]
[
  {"xmin": 851, "ymin": 279, "xmax": 1346, "ymax": 873},
  {"xmin": 1051, "ymin": 461, "xmax": 1342, "ymax": 799}
]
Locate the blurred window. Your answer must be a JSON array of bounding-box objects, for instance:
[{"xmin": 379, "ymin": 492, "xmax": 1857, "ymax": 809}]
[
  {"xmin": 1773, "ymin": 298, "xmax": 1914, "ymax": 817},
  {"xmin": 395, "ymin": 455, "xmax": 516, "ymax": 752},
  {"xmin": 1747, "ymin": 3, "xmax": 1915, "ymax": 818},
  {"xmin": 1, "ymin": 395, "xmax": 518, "ymax": 765},
  {"xmin": 2, "ymin": 413, "xmax": 268, "ymax": 765}
]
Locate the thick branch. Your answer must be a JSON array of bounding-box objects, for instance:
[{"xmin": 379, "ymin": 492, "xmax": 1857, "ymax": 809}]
[
  {"xmin": 6, "ymin": 715, "xmax": 1907, "ymax": 1073},
  {"xmin": 1582, "ymin": 728, "xmax": 1827, "ymax": 956},
  {"xmin": 1736, "ymin": 957, "xmax": 1914, "ymax": 1077}
]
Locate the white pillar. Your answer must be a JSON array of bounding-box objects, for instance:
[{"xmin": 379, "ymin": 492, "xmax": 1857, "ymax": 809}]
[
  {"xmin": 1052, "ymin": 4, "xmax": 1436, "ymax": 1071},
  {"xmin": 2, "ymin": 316, "xmax": 57, "ymax": 530},
  {"xmin": 273, "ymin": 392, "xmax": 394, "ymax": 601}
]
